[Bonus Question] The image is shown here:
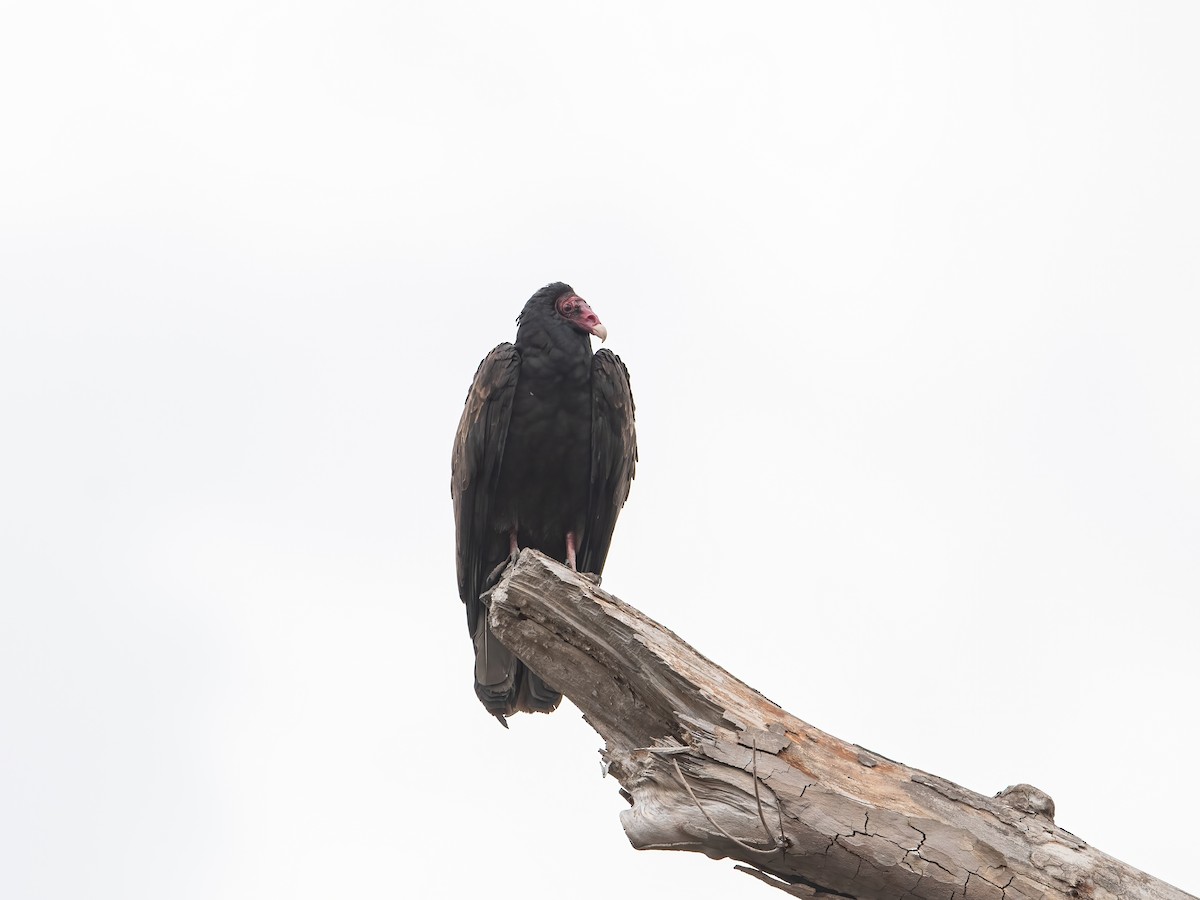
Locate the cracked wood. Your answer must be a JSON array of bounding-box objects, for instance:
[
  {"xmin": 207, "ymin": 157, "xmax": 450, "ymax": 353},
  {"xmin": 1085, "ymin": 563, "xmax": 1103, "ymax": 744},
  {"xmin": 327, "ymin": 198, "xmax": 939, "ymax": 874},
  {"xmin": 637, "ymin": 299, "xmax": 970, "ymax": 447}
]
[{"xmin": 485, "ymin": 550, "xmax": 1195, "ymax": 900}]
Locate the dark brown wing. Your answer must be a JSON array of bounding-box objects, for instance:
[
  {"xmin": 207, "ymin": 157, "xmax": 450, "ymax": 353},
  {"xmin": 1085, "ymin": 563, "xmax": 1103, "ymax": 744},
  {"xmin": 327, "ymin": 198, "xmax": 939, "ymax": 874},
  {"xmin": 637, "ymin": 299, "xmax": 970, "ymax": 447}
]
[
  {"xmin": 451, "ymin": 343, "xmax": 520, "ymax": 635},
  {"xmin": 578, "ymin": 348, "xmax": 636, "ymax": 575}
]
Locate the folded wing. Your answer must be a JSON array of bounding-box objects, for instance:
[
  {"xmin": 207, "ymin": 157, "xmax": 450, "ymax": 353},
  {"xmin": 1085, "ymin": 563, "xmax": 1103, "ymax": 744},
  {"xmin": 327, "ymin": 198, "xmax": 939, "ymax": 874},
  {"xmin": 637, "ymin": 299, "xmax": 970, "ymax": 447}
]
[
  {"xmin": 451, "ymin": 343, "xmax": 520, "ymax": 637},
  {"xmin": 579, "ymin": 348, "xmax": 637, "ymax": 576}
]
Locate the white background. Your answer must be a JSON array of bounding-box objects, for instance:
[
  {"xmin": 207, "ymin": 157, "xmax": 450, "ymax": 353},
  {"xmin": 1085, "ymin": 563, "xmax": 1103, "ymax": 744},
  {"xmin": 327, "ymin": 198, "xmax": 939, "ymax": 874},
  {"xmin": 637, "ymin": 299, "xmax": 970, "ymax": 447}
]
[{"xmin": 2, "ymin": 3, "xmax": 1197, "ymax": 898}]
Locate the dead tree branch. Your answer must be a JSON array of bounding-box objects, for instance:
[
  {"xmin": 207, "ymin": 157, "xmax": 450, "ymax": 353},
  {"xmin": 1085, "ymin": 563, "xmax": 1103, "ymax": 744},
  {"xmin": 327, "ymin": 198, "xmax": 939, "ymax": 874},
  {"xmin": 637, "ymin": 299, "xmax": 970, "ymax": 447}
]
[{"xmin": 485, "ymin": 550, "xmax": 1194, "ymax": 900}]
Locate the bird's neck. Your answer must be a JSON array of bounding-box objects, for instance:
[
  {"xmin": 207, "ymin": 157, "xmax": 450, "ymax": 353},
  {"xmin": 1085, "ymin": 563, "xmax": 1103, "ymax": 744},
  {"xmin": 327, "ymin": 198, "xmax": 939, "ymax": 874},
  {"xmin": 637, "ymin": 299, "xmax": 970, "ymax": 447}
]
[
  {"xmin": 515, "ymin": 320, "xmax": 593, "ymax": 384},
  {"xmin": 515, "ymin": 319, "xmax": 591, "ymax": 358}
]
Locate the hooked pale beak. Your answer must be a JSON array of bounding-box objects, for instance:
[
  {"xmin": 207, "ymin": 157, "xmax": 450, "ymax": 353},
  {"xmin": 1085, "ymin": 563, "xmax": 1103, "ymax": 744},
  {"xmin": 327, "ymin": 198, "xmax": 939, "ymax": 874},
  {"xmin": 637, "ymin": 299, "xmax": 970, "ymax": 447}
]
[{"xmin": 572, "ymin": 297, "xmax": 607, "ymax": 342}]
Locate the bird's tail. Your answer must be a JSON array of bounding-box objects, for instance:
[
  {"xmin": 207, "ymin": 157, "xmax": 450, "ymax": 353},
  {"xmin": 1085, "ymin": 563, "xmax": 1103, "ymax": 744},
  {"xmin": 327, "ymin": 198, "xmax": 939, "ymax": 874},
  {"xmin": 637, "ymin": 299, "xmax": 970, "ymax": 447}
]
[{"xmin": 473, "ymin": 620, "xmax": 561, "ymax": 723}]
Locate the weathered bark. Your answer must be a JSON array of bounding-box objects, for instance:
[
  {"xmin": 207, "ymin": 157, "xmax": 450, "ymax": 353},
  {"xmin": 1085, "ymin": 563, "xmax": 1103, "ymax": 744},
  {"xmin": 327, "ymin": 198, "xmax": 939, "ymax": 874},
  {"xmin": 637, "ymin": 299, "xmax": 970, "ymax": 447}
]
[{"xmin": 485, "ymin": 550, "xmax": 1194, "ymax": 900}]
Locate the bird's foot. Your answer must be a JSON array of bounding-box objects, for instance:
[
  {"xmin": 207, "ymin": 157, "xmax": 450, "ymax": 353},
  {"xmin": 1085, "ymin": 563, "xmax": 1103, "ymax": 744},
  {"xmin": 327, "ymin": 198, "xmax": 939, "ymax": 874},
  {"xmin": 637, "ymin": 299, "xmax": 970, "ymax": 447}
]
[
  {"xmin": 485, "ymin": 548, "xmax": 521, "ymax": 590},
  {"xmin": 577, "ymin": 571, "xmax": 602, "ymax": 586}
]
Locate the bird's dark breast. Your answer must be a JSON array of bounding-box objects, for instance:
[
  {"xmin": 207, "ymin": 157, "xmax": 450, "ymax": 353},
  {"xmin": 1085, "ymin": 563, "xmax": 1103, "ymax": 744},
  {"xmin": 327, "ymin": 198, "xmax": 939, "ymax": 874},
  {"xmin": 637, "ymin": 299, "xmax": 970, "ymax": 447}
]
[{"xmin": 493, "ymin": 366, "xmax": 592, "ymax": 560}]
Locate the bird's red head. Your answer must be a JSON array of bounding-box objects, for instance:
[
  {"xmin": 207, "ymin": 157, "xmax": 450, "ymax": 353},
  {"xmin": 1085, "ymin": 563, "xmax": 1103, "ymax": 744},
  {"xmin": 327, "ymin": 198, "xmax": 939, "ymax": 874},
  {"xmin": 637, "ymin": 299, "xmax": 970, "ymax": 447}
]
[{"xmin": 555, "ymin": 291, "xmax": 607, "ymax": 342}]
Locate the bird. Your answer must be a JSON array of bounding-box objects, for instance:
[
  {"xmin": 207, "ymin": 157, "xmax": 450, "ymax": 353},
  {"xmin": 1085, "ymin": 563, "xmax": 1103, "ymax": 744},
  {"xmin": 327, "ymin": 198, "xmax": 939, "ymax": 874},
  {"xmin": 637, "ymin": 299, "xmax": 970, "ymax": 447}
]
[{"xmin": 451, "ymin": 282, "xmax": 637, "ymax": 725}]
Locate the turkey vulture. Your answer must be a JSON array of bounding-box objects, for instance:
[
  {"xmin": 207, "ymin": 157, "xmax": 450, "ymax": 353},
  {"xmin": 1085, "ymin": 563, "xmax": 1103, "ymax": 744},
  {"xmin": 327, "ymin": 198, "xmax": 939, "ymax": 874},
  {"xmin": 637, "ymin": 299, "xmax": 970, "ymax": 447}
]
[{"xmin": 451, "ymin": 282, "xmax": 637, "ymax": 724}]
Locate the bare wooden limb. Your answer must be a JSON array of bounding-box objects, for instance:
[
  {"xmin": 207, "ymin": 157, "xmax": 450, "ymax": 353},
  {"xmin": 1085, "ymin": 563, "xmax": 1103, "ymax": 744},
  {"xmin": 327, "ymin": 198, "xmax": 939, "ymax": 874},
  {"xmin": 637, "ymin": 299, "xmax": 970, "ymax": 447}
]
[{"xmin": 485, "ymin": 549, "xmax": 1194, "ymax": 900}]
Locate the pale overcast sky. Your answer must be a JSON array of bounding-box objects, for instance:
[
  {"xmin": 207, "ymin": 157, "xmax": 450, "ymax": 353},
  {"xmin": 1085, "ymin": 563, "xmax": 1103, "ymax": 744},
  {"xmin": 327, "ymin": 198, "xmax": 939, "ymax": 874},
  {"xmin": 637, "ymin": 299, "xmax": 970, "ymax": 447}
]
[{"xmin": 2, "ymin": 3, "xmax": 1197, "ymax": 898}]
